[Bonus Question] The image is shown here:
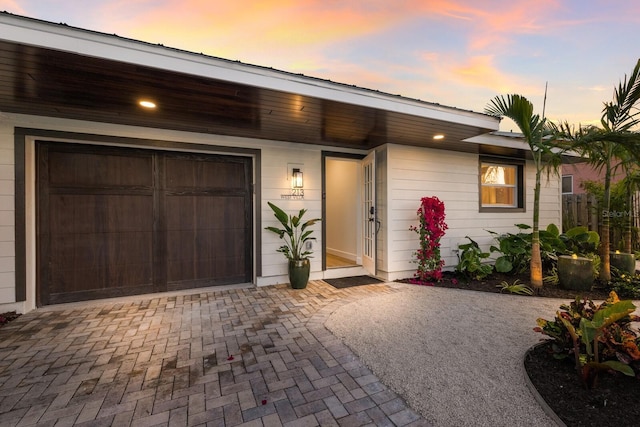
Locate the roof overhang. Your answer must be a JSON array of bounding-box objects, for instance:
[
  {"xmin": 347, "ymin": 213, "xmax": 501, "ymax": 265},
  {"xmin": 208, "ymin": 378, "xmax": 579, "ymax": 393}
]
[{"xmin": 0, "ymin": 13, "xmax": 500, "ymax": 151}]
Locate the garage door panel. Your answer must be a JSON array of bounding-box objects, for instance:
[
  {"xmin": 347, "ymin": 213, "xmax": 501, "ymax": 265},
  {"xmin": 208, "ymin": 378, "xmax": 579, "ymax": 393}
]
[
  {"xmin": 194, "ymin": 196, "xmax": 246, "ymax": 229},
  {"xmin": 166, "ymin": 199, "xmax": 249, "ymax": 284},
  {"xmin": 48, "ymin": 151, "xmax": 153, "ymax": 187},
  {"xmin": 165, "ymin": 195, "xmax": 247, "ymax": 230},
  {"xmin": 49, "ymin": 232, "xmax": 154, "ymax": 289},
  {"xmin": 51, "ymin": 263, "xmax": 154, "ymax": 292},
  {"xmin": 216, "ymin": 254, "xmax": 245, "ymax": 280},
  {"xmin": 165, "ymin": 197, "xmax": 196, "ymax": 230},
  {"xmin": 38, "ymin": 142, "xmax": 252, "ymax": 305},
  {"xmin": 50, "ymin": 194, "xmax": 154, "ymax": 234},
  {"xmin": 165, "ymin": 156, "xmax": 247, "ymax": 190}
]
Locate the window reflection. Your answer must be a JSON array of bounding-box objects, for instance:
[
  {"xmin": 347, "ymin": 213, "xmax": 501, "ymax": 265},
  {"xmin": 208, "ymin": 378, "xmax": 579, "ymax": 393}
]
[{"xmin": 481, "ymin": 164, "xmax": 517, "ymax": 207}]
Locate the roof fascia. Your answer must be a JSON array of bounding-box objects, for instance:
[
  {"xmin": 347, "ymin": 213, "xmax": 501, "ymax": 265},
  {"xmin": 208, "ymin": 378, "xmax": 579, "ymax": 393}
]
[{"xmin": 0, "ymin": 13, "xmax": 499, "ymax": 131}]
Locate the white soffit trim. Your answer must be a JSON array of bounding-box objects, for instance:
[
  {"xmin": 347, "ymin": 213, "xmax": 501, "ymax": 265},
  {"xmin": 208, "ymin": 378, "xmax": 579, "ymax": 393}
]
[
  {"xmin": 465, "ymin": 132, "xmax": 530, "ymax": 150},
  {"xmin": 0, "ymin": 14, "xmax": 499, "ymax": 131},
  {"xmin": 466, "ymin": 132, "xmax": 578, "ymax": 158}
]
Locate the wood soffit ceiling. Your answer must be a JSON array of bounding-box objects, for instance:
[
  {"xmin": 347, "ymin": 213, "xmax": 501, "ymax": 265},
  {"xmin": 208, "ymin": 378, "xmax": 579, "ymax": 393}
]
[{"xmin": 0, "ymin": 40, "xmax": 495, "ymax": 151}]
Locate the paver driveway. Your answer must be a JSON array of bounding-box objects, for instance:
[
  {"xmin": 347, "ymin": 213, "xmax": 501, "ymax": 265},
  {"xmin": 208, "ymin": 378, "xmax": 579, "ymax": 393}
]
[{"xmin": 0, "ymin": 281, "xmax": 429, "ymax": 426}]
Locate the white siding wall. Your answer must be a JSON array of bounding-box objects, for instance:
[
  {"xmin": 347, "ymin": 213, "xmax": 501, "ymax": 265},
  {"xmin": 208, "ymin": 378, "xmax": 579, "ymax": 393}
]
[
  {"xmin": 380, "ymin": 144, "xmax": 561, "ymax": 281},
  {"xmin": 260, "ymin": 147, "xmax": 323, "ymax": 285},
  {"xmin": 0, "ymin": 123, "xmax": 14, "ymax": 307}
]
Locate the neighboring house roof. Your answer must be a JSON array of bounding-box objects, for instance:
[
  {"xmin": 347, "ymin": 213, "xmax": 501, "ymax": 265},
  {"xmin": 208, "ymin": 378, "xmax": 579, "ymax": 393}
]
[{"xmin": 0, "ymin": 12, "xmax": 510, "ymax": 152}]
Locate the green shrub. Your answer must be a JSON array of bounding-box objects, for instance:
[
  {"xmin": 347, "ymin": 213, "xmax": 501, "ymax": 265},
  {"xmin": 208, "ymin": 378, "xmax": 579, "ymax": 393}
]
[
  {"xmin": 488, "ymin": 224, "xmax": 533, "ymax": 274},
  {"xmin": 607, "ymin": 271, "xmax": 640, "ymax": 299},
  {"xmin": 488, "ymin": 224, "xmax": 600, "ymax": 275},
  {"xmin": 455, "ymin": 236, "xmax": 493, "ymax": 280},
  {"xmin": 559, "ymin": 226, "xmax": 599, "ymax": 256}
]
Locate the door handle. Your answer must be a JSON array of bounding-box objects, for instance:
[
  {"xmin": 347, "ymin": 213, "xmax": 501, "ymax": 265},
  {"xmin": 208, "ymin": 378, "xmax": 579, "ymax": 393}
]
[{"xmin": 368, "ymin": 206, "xmax": 381, "ymax": 232}]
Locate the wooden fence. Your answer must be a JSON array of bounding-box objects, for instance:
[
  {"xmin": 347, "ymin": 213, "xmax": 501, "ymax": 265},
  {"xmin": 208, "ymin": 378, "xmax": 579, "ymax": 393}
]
[
  {"xmin": 562, "ymin": 194, "xmax": 599, "ymax": 232},
  {"xmin": 562, "ymin": 193, "xmax": 640, "ymax": 251}
]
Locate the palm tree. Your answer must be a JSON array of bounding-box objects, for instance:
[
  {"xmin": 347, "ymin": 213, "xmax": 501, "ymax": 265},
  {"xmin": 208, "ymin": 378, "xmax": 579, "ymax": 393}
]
[
  {"xmin": 485, "ymin": 94, "xmax": 563, "ymax": 289},
  {"xmin": 557, "ymin": 59, "xmax": 640, "ymax": 281},
  {"xmin": 622, "ymin": 169, "xmax": 640, "ymax": 253}
]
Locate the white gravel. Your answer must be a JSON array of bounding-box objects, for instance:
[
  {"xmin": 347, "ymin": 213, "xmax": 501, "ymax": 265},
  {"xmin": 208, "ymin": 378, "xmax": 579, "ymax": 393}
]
[{"xmin": 324, "ymin": 284, "xmax": 569, "ymax": 427}]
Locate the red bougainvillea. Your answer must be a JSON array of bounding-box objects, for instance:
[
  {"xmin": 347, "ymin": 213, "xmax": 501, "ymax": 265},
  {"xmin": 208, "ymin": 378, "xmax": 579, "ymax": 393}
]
[{"xmin": 409, "ymin": 196, "xmax": 447, "ymax": 285}]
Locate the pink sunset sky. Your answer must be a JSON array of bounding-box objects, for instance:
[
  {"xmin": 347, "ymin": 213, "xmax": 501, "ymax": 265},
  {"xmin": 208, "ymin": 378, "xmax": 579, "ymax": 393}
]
[{"xmin": 1, "ymin": 0, "xmax": 638, "ymax": 130}]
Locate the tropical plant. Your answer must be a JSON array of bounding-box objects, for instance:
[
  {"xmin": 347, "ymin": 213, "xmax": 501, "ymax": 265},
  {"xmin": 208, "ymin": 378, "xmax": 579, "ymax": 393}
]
[
  {"xmin": 409, "ymin": 196, "xmax": 448, "ymax": 283},
  {"xmin": 496, "ymin": 279, "xmax": 533, "ymax": 295},
  {"xmin": 534, "ymin": 292, "xmax": 640, "ymax": 389},
  {"xmin": 455, "ymin": 236, "xmax": 493, "ymax": 280},
  {"xmin": 555, "ymin": 59, "xmax": 640, "ymax": 281},
  {"xmin": 488, "ymin": 224, "xmax": 532, "ymax": 274},
  {"xmin": 543, "ymin": 265, "xmax": 559, "ymax": 286},
  {"xmin": 558, "ymin": 225, "xmax": 600, "ymax": 256},
  {"xmin": 485, "ymin": 93, "xmax": 564, "ymax": 289},
  {"xmin": 488, "ymin": 223, "xmax": 600, "ymax": 277},
  {"xmin": 264, "ymin": 202, "xmax": 321, "ymax": 260},
  {"xmin": 488, "ymin": 223, "xmax": 567, "ymax": 274},
  {"xmin": 607, "ymin": 271, "xmax": 640, "ymax": 299}
]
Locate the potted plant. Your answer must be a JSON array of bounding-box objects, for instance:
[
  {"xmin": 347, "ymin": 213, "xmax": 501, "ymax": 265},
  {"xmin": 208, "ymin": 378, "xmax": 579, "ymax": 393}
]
[{"xmin": 265, "ymin": 202, "xmax": 321, "ymax": 289}]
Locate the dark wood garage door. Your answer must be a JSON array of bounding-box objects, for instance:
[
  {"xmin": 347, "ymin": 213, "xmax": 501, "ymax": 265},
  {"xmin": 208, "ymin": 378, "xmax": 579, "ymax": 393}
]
[{"xmin": 37, "ymin": 142, "xmax": 253, "ymax": 305}]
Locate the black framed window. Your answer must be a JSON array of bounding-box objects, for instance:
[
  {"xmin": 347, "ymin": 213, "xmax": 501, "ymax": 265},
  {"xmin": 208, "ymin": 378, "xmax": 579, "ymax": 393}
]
[{"xmin": 479, "ymin": 157, "xmax": 525, "ymax": 211}]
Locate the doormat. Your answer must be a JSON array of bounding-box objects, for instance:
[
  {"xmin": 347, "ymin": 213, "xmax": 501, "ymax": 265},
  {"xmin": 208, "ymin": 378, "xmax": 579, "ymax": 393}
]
[{"xmin": 324, "ymin": 275, "xmax": 384, "ymax": 289}]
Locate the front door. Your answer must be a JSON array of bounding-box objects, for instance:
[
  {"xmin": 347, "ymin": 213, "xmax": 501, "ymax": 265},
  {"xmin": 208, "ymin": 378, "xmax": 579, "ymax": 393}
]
[{"xmin": 362, "ymin": 151, "xmax": 376, "ymax": 275}]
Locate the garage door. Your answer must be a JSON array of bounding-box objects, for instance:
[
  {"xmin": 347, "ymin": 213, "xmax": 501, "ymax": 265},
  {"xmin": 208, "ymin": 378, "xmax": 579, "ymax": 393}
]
[{"xmin": 37, "ymin": 142, "xmax": 253, "ymax": 305}]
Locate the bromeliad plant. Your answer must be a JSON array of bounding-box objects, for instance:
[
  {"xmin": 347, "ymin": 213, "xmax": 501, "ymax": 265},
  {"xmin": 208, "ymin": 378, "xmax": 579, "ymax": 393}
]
[
  {"xmin": 534, "ymin": 291, "xmax": 640, "ymax": 389},
  {"xmin": 265, "ymin": 202, "xmax": 321, "ymax": 260},
  {"xmin": 409, "ymin": 196, "xmax": 447, "ymax": 283}
]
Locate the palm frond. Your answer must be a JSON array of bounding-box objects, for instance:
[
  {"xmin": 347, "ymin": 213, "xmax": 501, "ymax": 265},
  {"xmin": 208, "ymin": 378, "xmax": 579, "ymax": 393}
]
[
  {"xmin": 605, "ymin": 58, "xmax": 640, "ymax": 130},
  {"xmin": 485, "ymin": 94, "xmax": 546, "ymax": 148}
]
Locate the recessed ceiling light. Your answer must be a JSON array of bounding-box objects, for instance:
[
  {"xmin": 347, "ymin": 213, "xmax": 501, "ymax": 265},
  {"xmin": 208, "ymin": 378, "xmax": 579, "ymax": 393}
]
[
  {"xmin": 139, "ymin": 100, "xmax": 156, "ymax": 109},
  {"xmin": 433, "ymin": 134, "xmax": 445, "ymax": 140}
]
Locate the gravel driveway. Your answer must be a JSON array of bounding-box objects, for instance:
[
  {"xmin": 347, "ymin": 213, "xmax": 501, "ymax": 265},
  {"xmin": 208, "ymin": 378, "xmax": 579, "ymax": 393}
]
[{"xmin": 325, "ymin": 284, "xmax": 568, "ymax": 427}]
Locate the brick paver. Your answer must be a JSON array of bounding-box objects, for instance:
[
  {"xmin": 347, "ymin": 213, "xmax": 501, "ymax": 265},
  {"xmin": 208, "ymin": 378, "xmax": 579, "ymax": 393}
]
[{"xmin": 0, "ymin": 281, "xmax": 431, "ymax": 426}]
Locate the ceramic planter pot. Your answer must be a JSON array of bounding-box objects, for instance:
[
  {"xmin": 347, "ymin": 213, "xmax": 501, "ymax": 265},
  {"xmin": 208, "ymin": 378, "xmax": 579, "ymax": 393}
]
[
  {"xmin": 288, "ymin": 259, "xmax": 310, "ymax": 289},
  {"xmin": 610, "ymin": 251, "xmax": 636, "ymax": 275},
  {"xmin": 557, "ymin": 255, "xmax": 594, "ymax": 291}
]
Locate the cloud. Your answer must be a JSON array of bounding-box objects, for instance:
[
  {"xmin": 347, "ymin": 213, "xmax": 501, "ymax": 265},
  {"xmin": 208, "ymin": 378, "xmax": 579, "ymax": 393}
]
[
  {"xmin": 95, "ymin": 0, "xmax": 409, "ymax": 55},
  {"xmin": 0, "ymin": 0, "xmax": 28, "ymax": 15},
  {"xmin": 440, "ymin": 55, "xmax": 542, "ymax": 98},
  {"xmin": 580, "ymin": 85, "xmax": 609, "ymax": 93},
  {"xmin": 402, "ymin": 0, "xmax": 562, "ymax": 51}
]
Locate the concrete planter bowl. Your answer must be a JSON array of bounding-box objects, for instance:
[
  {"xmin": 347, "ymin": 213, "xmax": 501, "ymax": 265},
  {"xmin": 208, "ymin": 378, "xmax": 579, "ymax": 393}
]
[
  {"xmin": 557, "ymin": 255, "xmax": 594, "ymax": 291},
  {"xmin": 610, "ymin": 251, "xmax": 636, "ymax": 275}
]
